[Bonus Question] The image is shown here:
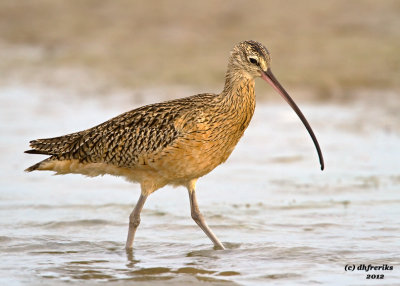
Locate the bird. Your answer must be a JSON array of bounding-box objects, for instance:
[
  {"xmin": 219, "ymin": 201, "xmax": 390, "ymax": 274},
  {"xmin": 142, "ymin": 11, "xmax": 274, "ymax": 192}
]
[{"xmin": 25, "ymin": 40, "xmax": 324, "ymax": 250}]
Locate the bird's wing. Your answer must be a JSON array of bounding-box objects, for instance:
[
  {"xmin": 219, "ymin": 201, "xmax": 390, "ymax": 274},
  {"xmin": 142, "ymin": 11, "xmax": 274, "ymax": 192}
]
[{"xmin": 26, "ymin": 94, "xmax": 215, "ymax": 168}]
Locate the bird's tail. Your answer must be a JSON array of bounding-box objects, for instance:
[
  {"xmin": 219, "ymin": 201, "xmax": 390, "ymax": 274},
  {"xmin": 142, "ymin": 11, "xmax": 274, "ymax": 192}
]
[
  {"xmin": 24, "ymin": 132, "xmax": 83, "ymax": 172},
  {"xmin": 24, "ymin": 159, "xmax": 49, "ymax": 172}
]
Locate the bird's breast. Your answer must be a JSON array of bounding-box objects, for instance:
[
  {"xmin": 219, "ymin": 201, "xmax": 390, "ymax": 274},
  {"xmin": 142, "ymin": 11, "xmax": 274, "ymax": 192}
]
[{"xmin": 155, "ymin": 88, "xmax": 255, "ymax": 181}]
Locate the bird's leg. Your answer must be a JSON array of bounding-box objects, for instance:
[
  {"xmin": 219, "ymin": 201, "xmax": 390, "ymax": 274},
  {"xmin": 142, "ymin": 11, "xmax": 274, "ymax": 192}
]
[
  {"xmin": 125, "ymin": 193, "xmax": 148, "ymax": 250},
  {"xmin": 187, "ymin": 181, "xmax": 225, "ymax": 250}
]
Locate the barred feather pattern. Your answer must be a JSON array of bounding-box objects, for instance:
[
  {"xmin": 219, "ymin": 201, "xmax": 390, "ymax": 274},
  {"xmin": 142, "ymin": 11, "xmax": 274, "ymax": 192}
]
[{"xmin": 28, "ymin": 96, "xmax": 198, "ymax": 165}]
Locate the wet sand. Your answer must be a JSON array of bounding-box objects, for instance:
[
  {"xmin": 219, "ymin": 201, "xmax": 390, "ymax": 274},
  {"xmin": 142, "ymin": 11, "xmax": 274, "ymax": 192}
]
[{"xmin": 1, "ymin": 85, "xmax": 399, "ymax": 285}]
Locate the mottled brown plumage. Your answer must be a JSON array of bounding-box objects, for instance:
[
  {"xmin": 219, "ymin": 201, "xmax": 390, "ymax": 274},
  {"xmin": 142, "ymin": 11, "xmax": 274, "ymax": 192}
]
[{"xmin": 25, "ymin": 40, "xmax": 323, "ymax": 250}]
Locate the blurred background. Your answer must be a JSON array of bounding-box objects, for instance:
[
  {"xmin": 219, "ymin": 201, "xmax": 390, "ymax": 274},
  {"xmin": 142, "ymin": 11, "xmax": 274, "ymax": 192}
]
[
  {"xmin": 1, "ymin": 1, "xmax": 400, "ymax": 285},
  {"xmin": 1, "ymin": 0, "xmax": 399, "ymax": 100}
]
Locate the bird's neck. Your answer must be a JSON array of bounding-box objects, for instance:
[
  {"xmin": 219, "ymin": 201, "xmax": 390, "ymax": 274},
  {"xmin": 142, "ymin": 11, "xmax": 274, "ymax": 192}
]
[
  {"xmin": 221, "ymin": 68, "xmax": 255, "ymax": 106},
  {"xmin": 219, "ymin": 69, "xmax": 256, "ymax": 131}
]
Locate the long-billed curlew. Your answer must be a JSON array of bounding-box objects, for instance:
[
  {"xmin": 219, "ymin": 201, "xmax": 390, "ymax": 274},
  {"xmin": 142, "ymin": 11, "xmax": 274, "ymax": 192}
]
[{"xmin": 25, "ymin": 40, "xmax": 324, "ymax": 250}]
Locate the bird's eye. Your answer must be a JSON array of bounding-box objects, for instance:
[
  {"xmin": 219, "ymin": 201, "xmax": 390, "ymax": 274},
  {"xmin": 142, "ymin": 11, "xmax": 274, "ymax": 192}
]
[{"xmin": 249, "ymin": 57, "xmax": 258, "ymax": 65}]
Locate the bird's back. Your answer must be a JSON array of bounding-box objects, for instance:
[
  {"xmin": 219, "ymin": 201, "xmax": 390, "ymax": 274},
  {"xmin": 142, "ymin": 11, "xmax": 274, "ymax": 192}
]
[{"xmin": 25, "ymin": 90, "xmax": 255, "ymax": 189}]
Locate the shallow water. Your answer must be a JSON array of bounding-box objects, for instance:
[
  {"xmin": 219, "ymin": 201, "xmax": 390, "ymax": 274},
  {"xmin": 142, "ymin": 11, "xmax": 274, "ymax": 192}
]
[{"xmin": 1, "ymin": 86, "xmax": 399, "ymax": 285}]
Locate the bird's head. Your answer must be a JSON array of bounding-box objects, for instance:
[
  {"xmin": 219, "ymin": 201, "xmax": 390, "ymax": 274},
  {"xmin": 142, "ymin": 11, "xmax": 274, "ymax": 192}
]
[
  {"xmin": 230, "ymin": 40, "xmax": 271, "ymax": 80},
  {"xmin": 229, "ymin": 40, "xmax": 325, "ymax": 171}
]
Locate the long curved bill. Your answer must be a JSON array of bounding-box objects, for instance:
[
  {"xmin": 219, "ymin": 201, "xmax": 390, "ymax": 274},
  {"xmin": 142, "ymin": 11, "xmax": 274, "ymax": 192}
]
[{"xmin": 261, "ymin": 68, "xmax": 324, "ymax": 171}]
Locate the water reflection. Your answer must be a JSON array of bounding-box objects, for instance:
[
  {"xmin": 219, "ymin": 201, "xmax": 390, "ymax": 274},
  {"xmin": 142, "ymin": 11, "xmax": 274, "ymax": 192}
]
[{"xmin": 125, "ymin": 249, "xmax": 140, "ymax": 268}]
